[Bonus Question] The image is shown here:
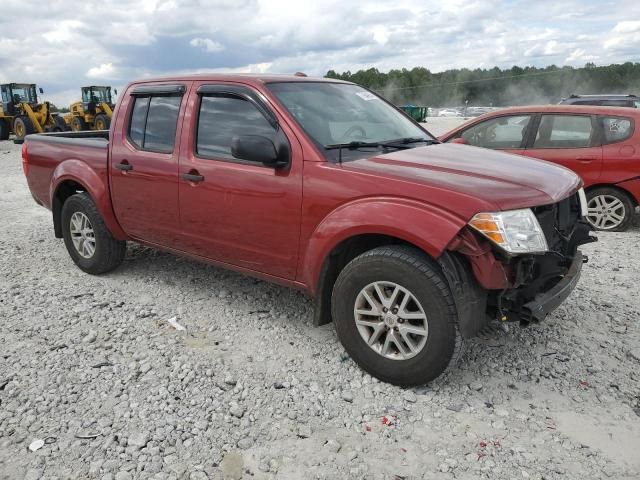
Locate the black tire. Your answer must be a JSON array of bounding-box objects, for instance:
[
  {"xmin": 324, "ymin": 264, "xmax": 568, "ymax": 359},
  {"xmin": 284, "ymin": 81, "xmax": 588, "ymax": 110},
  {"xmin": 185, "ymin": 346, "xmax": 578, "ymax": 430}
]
[
  {"xmin": 54, "ymin": 116, "xmax": 68, "ymax": 132},
  {"xmin": 586, "ymin": 187, "xmax": 634, "ymax": 232},
  {"xmin": 0, "ymin": 119, "xmax": 9, "ymax": 140},
  {"xmin": 13, "ymin": 115, "xmax": 35, "ymax": 141},
  {"xmin": 61, "ymin": 192, "xmax": 126, "ymax": 274},
  {"xmin": 94, "ymin": 113, "xmax": 111, "ymax": 131},
  {"xmin": 331, "ymin": 245, "xmax": 462, "ymax": 386},
  {"xmin": 70, "ymin": 116, "xmax": 87, "ymax": 132}
]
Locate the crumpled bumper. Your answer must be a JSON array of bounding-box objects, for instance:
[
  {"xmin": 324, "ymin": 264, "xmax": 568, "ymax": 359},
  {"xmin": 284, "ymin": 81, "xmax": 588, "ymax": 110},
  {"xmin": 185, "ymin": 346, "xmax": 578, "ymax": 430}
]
[{"xmin": 522, "ymin": 251, "xmax": 584, "ymax": 322}]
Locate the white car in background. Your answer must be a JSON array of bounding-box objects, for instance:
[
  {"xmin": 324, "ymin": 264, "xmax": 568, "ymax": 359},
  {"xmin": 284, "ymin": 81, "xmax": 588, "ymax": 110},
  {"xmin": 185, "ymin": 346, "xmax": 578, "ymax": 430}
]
[{"xmin": 438, "ymin": 108, "xmax": 462, "ymax": 117}]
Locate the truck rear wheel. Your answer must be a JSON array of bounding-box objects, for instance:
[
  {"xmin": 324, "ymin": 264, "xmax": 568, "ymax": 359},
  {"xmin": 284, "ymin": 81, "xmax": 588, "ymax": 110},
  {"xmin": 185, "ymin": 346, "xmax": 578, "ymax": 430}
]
[
  {"xmin": 331, "ymin": 245, "xmax": 462, "ymax": 386},
  {"xmin": 13, "ymin": 116, "xmax": 35, "ymax": 142},
  {"xmin": 0, "ymin": 120, "xmax": 9, "ymax": 140},
  {"xmin": 61, "ymin": 192, "xmax": 126, "ymax": 274},
  {"xmin": 94, "ymin": 114, "xmax": 110, "ymax": 131}
]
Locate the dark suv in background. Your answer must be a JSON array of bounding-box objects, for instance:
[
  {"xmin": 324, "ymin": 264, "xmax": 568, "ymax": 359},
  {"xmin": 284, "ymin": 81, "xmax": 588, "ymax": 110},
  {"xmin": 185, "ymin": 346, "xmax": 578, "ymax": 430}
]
[{"xmin": 560, "ymin": 94, "xmax": 639, "ymax": 108}]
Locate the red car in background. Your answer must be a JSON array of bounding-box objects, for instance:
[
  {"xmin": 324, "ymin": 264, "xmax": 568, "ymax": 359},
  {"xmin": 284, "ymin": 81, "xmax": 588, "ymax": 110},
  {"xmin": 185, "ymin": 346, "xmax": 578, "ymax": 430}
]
[{"xmin": 439, "ymin": 105, "xmax": 640, "ymax": 231}]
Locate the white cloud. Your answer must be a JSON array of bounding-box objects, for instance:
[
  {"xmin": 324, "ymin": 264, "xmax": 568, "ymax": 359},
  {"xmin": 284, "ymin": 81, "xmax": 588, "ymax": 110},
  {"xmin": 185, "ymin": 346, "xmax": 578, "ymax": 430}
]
[
  {"xmin": 87, "ymin": 63, "xmax": 116, "ymax": 79},
  {"xmin": 0, "ymin": 0, "xmax": 637, "ymax": 101},
  {"xmin": 612, "ymin": 21, "xmax": 640, "ymax": 33},
  {"xmin": 189, "ymin": 38, "xmax": 225, "ymax": 53},
  {"xmin": 565, "ymin": 48, "xmax": 599, "ymax": 64}
]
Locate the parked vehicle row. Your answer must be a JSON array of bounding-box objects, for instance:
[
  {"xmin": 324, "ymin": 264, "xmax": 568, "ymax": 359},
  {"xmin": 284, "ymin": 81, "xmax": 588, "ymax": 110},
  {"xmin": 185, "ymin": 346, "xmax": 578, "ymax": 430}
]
[
  {"xmin": 0, "ymin": 83, "xmax": 66, "ymax": 141},
  {"xmin": 63, "ymin": 86, "xmax": 116, "ymax": 132},
  {"xmin": 0, "ymin": 83, "xmax": 117, "ymax": 142},
  {"xmin": 22, "ymin": 74, "xmax": 595, "ymax": 385},
  {"xmin": 439, "ymin": 105, "xmax": 640, "ymax": 231}
]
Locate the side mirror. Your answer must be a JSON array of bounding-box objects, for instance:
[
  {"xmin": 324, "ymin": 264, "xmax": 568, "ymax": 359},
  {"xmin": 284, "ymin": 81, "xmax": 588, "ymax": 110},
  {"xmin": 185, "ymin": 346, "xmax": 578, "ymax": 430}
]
[
  {"xmin": 114, "ymin": 89, "xmax": 118, "ymax": 95},
  {"xmin": 231, "ymin": 135, "xmax": 284, "ymax": 167},
  {"xmin": 39, "ymin": 88, "xmax": 44, "ymax": 94},
  {"xmin": 451, "ymin": 137, "xmax": 467, "ymax": 144}
]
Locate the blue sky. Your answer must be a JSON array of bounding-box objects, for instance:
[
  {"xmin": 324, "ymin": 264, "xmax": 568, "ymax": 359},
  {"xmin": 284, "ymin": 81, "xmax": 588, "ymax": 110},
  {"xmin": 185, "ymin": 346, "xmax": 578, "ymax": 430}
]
[{"xmin": 0, "ymin": 0, "xmax": 639, "ymax": 106}]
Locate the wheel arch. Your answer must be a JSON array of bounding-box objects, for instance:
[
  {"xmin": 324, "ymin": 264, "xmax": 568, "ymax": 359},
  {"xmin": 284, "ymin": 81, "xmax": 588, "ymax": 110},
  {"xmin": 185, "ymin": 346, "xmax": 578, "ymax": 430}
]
[
  {"xmin": 585, "ymin": 183, "xmax": 637, "ymax": 206},
  {"xmin": 50, "ymin": 161, "xmax": 127, "ymax": 240},
  {"xmin": 303, "ymin": 198, "xmax": 467, "ymax": 326}
]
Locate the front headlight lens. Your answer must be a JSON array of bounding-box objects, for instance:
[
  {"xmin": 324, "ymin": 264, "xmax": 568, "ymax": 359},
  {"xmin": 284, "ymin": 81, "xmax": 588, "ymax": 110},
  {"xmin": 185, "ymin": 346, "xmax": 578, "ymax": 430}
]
[{"xmin": 469, "ymin": 208, "xmax": 548, "ymax": 254}]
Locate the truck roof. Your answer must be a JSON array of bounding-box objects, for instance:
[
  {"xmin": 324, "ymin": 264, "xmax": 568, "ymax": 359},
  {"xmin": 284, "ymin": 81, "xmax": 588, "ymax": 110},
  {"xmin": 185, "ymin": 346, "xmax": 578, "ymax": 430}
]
[{"xmin": 126, "ymin": 73, "xmax": 351, "ymax": 86}]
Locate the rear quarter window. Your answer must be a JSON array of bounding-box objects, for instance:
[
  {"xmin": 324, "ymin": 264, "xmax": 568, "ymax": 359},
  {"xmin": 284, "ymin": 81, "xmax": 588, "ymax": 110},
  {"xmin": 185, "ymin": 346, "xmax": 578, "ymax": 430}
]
[{"xmin": 601, "ymin": 116, "xmax": 634, "ymax": 144}]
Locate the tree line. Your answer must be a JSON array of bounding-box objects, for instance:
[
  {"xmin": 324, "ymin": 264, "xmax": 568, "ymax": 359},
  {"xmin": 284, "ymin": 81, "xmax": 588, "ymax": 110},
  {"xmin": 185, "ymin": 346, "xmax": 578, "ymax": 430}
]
[{"xmin": 325, "ymin": 62, "xmax": 640, "ymax": 107}]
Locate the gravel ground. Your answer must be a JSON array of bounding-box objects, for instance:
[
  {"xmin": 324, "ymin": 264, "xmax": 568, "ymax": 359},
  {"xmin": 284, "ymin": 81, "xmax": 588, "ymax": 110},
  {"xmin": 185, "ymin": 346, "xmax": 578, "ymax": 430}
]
[{"xmin": 1, "ymin": 126, "xmax": 639, "ymax": 480}]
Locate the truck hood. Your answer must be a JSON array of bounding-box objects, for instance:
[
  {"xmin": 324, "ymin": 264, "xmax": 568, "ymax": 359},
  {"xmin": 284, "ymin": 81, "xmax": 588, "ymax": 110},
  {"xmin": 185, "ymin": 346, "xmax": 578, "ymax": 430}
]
[{"xmin": 343, "ymin": 143, "xmax": 581, "ymax": 212}]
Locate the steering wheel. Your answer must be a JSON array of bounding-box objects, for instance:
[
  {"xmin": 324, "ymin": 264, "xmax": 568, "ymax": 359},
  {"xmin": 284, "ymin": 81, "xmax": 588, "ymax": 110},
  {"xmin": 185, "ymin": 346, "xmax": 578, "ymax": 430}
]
[{"xmin": 340, "ymin": 125, "xmax": 367, "ymax": 141}]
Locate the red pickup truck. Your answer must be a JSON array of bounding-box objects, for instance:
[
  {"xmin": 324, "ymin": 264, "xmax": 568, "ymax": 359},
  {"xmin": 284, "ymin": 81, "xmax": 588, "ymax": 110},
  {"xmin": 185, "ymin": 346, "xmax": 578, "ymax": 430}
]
[{"xmin": 22, "ymin": 74, "xmax": 594, "ymax": 385}]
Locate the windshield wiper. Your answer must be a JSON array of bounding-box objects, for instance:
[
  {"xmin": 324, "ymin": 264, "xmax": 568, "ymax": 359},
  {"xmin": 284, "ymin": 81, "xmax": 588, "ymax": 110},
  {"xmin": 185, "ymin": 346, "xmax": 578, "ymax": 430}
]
[
  {"xmin": 325, "ymin": 141, "xmax": 387, "ymax": 150},
  {"xmin": 381, "ymin": 137, "xmax": 439, "ymax": 146},
  {"xmin": 325, "ymin": 137, "xmax": 438, "ymax": 163},
  {"xmin": 325, "ymin": 137, "xmax": 437, "ymax": 151}
]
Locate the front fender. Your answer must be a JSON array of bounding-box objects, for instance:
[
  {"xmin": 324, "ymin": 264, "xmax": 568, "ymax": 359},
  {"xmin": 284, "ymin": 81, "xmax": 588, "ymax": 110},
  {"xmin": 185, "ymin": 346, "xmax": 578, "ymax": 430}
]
[
  {"xmin": 50, "ymin": 159, "xmax": 127, "ymax": 239},
  {"xmin": 299, "ymin": 196, "xmax": 467, "ymax": 294}
]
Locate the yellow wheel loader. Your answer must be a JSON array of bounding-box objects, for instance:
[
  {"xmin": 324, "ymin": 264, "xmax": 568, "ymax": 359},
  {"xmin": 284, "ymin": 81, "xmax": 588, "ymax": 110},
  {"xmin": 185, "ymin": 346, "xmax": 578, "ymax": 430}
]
[
  {"xmin": 64, "ymin": 86, "xmax": 115, "ymax": 131},
  {"xmin": 0, "ymin": 83, "xmax": 64, "ymax": 142}
]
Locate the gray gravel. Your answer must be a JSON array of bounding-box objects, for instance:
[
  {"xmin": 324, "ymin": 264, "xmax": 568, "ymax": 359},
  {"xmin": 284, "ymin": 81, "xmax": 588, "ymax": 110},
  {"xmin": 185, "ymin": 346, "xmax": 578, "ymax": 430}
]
[{"xmin": 1, "ymin": 130, "xmax": 640, "ymax": 479}]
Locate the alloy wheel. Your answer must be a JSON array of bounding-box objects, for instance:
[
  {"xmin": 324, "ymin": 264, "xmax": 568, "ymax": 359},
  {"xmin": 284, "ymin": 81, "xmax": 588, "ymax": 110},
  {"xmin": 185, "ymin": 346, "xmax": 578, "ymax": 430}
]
[
  {"xmin": 69, "ymin": 212, "xmax": 96, "ymax": 258},
  {"xmin": 353, "ymin": 281, "xmax": 429, "ymax": 360},
  {"xmin": 586, "ymin": 194, "xmax": 626, "ymax": 230}
]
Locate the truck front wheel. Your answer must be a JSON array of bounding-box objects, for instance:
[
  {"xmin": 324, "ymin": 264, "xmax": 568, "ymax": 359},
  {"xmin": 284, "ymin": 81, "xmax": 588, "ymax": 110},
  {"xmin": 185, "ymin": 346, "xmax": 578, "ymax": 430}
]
[
  {"xmin": 331, "ymin": 245, "xmax": 462, "ymax": 386},
  {"xmin": 61, "ymin": 193, "xmax": 126, "ymax": 274}
]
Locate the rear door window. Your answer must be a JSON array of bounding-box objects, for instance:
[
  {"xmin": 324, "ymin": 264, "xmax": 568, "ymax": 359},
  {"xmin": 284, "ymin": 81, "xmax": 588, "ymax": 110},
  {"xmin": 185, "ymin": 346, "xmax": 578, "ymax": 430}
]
[
  {"xmin": 533, "ymin": 114, "xmax": 594, "ymax": 148},
  {"xmin": 601, "ymin": 117, "xmax": 633, "ymax": 144},
  {"xmin": 128, "ymin": 95, "xmax": 182, "ymax": 153},
  {"xmin": 459, "ymin": 115, "xmax": 532, "ymax": 149}
]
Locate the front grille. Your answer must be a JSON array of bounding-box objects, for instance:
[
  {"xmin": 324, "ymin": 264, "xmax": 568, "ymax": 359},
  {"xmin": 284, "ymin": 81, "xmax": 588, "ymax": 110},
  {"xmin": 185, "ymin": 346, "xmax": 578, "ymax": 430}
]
[
  {"xmin": 532, "ymin": 193, "xmax": 583, "ymax": 257},
  {"xmin": 495, "ymin": 193, "xmax": 594, "ymax": 322}
]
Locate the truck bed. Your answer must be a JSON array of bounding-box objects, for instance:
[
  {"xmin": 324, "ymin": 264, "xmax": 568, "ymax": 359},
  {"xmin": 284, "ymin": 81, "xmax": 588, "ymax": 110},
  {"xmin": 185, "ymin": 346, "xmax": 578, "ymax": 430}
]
[
  {"xmin": 25, "ymin": 130, "xmax": 109, "ymax": 148},
  {"xmin": 23, "ymin": 131, "xmax": 110, "ymax": 211}
]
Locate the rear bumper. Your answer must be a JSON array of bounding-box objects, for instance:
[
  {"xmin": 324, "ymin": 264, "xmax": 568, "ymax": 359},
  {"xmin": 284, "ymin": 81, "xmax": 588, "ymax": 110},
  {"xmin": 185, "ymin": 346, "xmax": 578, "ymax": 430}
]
[{"xmin": 522, "ymin": 251, "xmax": 583, "ymax": 322}]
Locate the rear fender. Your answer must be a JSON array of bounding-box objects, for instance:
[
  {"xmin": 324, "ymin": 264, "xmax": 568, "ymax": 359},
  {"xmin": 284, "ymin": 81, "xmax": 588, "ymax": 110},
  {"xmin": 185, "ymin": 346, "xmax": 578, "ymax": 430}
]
[
  {"xmin": 614, "ymin": 177, "xmax": 640, "ymax": 206},
  {"xmin": 50, "ymin": 159, "xmax": 127, "ymax": 239},
  {"xmin": 299, "ymin": 197, "xmax": 467, "ymax": 294}
]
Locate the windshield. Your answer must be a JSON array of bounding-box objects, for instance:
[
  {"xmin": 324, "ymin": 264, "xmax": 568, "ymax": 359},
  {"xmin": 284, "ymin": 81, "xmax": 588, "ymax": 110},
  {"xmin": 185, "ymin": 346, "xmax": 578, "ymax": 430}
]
[
  {"xmin": 267, "ymin": 82, "xmax": 433, "ymax": 160},
  {"xmin": 10, "ymin": 85, "xmax": 37, "ymax": 103},
  {"xmin": 83, "ymin": 87, "xmax": 112, "ymax": 104}
]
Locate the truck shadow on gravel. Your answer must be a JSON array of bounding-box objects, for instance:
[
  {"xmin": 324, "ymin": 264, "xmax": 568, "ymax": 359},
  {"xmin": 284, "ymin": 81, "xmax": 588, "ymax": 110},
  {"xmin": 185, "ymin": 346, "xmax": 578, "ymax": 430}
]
[{"xmin": 112, "ymin": 243, "xmax": 565, "ymax": 387}]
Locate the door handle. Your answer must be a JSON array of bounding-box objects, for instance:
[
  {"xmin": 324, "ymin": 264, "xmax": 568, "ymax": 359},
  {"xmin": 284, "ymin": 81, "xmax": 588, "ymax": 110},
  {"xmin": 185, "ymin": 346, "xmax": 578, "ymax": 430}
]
[
  {"xmin": 182, "ymin": 171, "xmax": 204, "ymax": 183},
  {"xmin": 115, "ymin": 161, "xmax": 133, "ymax": 171},
  {"xmin": 576, "ymin": 157, "xmax": 597, "ymax": 163}
]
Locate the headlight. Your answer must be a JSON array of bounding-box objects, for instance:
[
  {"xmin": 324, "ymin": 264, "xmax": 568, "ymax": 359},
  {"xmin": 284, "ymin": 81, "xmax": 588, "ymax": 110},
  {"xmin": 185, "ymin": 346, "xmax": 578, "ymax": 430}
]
[{"xmin": 468, "ymin": 208, "xmax": 548, "ymax": 254}]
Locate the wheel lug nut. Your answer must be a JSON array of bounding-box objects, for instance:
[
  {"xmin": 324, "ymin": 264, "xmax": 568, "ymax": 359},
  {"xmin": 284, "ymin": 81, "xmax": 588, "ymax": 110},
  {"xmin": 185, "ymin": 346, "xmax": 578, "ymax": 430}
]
[
  {"xmin": 383, "ymin": 307, "xmax": 388, "ymax": 312},
  {"xmin": 392, "ymin": 308, "xmax": 398, "ymax": 314}
]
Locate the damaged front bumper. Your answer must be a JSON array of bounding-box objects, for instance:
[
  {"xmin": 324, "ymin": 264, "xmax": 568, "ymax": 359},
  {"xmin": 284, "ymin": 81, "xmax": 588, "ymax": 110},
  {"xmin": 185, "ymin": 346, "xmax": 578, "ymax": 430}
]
[{"xmin": 522, "ymin": 251, "xmax": 584, "ymax": 322}]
